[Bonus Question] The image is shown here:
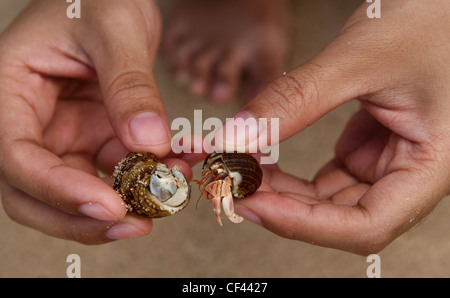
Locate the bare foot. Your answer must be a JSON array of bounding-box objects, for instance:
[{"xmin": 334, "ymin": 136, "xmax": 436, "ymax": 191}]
[{"xmin": 162, "ymin": 0, "xmax": 291, "ymax": 103}]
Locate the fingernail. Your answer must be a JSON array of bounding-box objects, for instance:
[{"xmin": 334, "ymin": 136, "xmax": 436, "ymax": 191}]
[
  {"xmin": 217, "ymin": 111, "xmax": 263, "ymax": 153},
  {"xmin": 79, "ymin": 202, "xmax": 116, "ymax": 221},
  {"xmin": 235, "ymin": 205, "xmax": 262, "ymax": 226},
  {"xmin": 232, "ymin": 111, "xmax": 259, "ymax": 143},
  {"xmin": 129, "ymin": 112, "xmax": 170, "ymax": 146},
  {"xmin": 106, "ymin": 223, "xmax": 147, "ymax": 240},
  {"xmin": 212, "ymin": 82, "xmax": 230, "ymax": 101}
]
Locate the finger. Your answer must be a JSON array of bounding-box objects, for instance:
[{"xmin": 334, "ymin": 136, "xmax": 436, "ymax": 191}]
[
  {"xmin": 260, "ymin": 159, "xmax": 360, "ymax": 201},
  {"xmin": 0, "ymin": 78, "xmax": 126, "ymax": 221},
  {"xmin": 82, "ymin": 5, "xmax": 171, "ymax": 157},
  {"xmin": 42, "ymin": 100, "xmax": 117, "ymax": 157},
  {"xmin": 168, "ymin": 134, "xmax": 210, "ymax": 167},
  {"xmin": 1, "ymin": 140, "xmax": 126, "ymax": 221},
  {"xmin": 1, "ymin": 183, "xmax": 152, "ymax": 244},
  {"xmin": 235, "ymin": 191, "xmax": 373, "ymax": 255},
  {"xmin": 356, "ymin": 168, "xmax": 445, "ymax": 238},
  {"xmin": 96, "ymin": 137, "xmax": 129, "ymax": 174},
  {"xmin": 96, "ymin": 136, "xmax": 196, "ymax": 185},
  {"xmin": 213, "ymin": 35, "xmax": 382, "ymax": 152},
  {"xmin": 162, "ymin": 19, "xmax": 188, "ymax": 57},
  {"xmin": 172, "ymin": 39, "xmax": 202, "ymax": 79},
  {"xmin": 236, "ymin": 167, "xmax": 444, "ymax": 255},
  {"xmin": 312, "ymin": 159, "xmax": 360, "ymax": 199}
]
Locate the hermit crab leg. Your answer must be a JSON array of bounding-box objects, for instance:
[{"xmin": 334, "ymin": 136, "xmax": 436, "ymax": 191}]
[
  {"xmin": 199, "ymin": 152, "xmax": 263, "ymax": 225},
  {"xmin": 211, "ymin": 193, "xmax": 223, "ymax": 226},
  {"xmin": 203, "ymin": 178, "xmax": 244, "ymax": 225},
  {"xmin": 219, "ymin": 177, "xmax": 243, "ymax": 224},
  {"xmin": 204, "ymin": 180, "xmax": 224, "ymax": 226}
]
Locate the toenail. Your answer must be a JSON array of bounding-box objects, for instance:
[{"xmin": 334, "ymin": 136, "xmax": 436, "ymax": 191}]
[{"xmin": 191, "ymin": 78, "xmax": 207, "ymax": 95}]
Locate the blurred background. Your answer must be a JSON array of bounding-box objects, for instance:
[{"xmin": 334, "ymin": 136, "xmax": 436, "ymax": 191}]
[{"xmin": 0, "ymin": 0, "xmax": 449, "ymax": 277}]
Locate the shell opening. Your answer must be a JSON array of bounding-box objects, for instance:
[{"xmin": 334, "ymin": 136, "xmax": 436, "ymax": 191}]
[{"xmin": 149, "ymin": 163, "xmax": 190, "ymax": 207}]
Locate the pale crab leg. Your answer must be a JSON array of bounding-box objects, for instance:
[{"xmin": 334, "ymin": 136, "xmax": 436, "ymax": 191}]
[
  {"xmin": 222, "ymin": 192, "xmax": 244, "ymax": 224},
  {"xmin": 211, "ymin": 194, "xmax": 223, "ymax": 226},
  {"xmin": 204, "ymin": 181, "xmax": 224, "ymax": 226}
]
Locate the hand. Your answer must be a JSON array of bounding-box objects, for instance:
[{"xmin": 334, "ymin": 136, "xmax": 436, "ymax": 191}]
[
  {"xmin": 0, "ymin": 0, "xmax": 180, "ymax": 244},
  {"xmin": 218, "ymin": 0, "xmax": 450, "ymax": 254}
]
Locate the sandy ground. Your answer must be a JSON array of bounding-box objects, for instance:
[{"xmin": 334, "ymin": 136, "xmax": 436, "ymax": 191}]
[{"xmin": 0, "ymin": 0, "xmax": 449, "ymax": 278}]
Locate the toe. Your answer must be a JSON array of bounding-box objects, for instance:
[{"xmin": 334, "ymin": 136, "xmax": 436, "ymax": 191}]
[
  {"xmin": 190, "ymin": 45, "xmax": 222, "ymax": 97},
  {"xmin": 172, "ymin": 39, "xmax": 202, "ymax": 85},
  {"xmin": 162, "ymin": 19, "xmax": 188, "ymax": 57},
  {"xmin": 212, "ymin": 48, "xmax": 249, "ymax": 102}
]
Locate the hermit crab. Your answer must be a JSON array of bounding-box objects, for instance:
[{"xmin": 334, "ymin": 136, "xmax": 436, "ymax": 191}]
[
  {"xmin": 196, "ymin": 152, "xmax": 263, "ymax": 226},
  {"xmin": 112, "ymin": 152, "xmax": 191, "ymax": 218}
]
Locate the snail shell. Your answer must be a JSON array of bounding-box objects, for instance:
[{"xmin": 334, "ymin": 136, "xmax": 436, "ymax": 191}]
[
  {"xmin": 201, "ymin": 152, "xmax": 263, "ymax": 198},
  {"xmin": 112, "ymin": 152, "xmax": 191, "ymax": 218}
]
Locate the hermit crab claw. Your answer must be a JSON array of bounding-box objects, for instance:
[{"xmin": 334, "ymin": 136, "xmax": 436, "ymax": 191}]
[{"xmin": 221, "ymin": 192, "xmax": 244, "ymax": 225}]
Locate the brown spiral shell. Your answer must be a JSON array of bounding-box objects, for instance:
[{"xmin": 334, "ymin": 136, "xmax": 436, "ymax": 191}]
[
  {"xmin": 112, "ymin": 152, "xmax": 191, "ymax": 218},
  {"xmin": 202, "ymin": 152, "xmax": 263, "ymax": 198}
]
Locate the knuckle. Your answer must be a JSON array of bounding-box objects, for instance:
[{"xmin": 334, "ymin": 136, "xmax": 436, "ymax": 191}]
[
  {"xmin": 106, "ymin": 70, "xmax": 160, "ymax": 111},
  {"xmin": 265, "ymin": 67, "xmax": 320, "ymax": 120},
  {"xmin": 107, "ymin": 70, "xmax": 155, "ymax": 99}
]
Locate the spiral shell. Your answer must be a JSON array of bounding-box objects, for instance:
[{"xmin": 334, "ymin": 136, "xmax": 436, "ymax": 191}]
[
  {"xmin": 201, "ymin": 152, "xmax": 263, "ymax": 198},
  {"xmin": 112, "ymin": 152, "xmax": 190, "ymax": 218}
]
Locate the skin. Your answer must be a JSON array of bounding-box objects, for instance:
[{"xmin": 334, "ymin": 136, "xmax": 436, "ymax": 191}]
[
  {"xmin": 1, "ymin": 0, "xmax": 449, "ymax": 255},
  {"xmin": 0, "ymin": 0, "xmax": 201, "ymax": 244},
  {"xmin": 214, "ymin": 0, "xmax": 450, "ymax": 255}
]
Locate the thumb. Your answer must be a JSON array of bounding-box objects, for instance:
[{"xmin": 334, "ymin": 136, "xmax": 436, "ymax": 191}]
[
  {"xmin": 100, "ymin": 67, "xmax": 172, "ymax": 157},
  {"xmin": 83, "ymin": 7, "xmax": 171, "ymax": 157},
  {"xmin": 214, "ymin": 36, "xmax": 378, "ymax": 152}
]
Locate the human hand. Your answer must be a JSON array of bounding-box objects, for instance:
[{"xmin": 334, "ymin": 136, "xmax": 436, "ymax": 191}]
[
  {"xmin": 217, "ymin": 0, "xmax": 450, "ymax": 254},
  {"xmin": 0, "ymin": 0, "xmax": 182, "ymax": 244}
]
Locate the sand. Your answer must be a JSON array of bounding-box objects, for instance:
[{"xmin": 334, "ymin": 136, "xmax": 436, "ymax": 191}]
[{"xmin": 0, "ymin": 0, "xmax": 448, "ymax": 278}]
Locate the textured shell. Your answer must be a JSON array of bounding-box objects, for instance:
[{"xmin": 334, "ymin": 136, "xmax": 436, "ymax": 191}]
[
  {"xmin": 202, "ymin": 152, "xmax": 263, "ymax": 198},
  {"xmin": 112, "ymin": 152, "xmax": 190, "ymax": 218}
]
